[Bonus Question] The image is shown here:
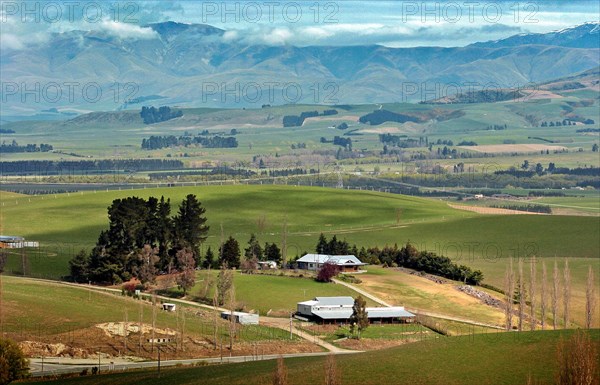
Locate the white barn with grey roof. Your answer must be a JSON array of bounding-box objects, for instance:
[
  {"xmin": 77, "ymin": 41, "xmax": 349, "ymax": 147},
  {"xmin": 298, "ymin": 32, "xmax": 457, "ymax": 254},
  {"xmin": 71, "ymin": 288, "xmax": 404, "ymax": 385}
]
[
  {"xmin": 296, "ymin": 296, "xmax": 414, "ymax": 323},
  {"xmin": 296, "ymin": 254, "xmax": 367, "ymax": 272}
]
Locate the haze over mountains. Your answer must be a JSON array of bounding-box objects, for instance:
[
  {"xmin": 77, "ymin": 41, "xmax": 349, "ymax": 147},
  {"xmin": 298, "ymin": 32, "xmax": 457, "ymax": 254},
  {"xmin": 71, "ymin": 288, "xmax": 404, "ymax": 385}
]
[{"xmin": 1, "ymin": 21, "xmax": 598, "ymax": 115}]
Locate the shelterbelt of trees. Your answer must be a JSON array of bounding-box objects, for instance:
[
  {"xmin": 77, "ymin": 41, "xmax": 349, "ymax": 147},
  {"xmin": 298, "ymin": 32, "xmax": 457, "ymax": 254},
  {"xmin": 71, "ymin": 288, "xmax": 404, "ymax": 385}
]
[
  {"xmin": 69, "ymin": 194, "xmax": 208, "ymax": 284},
  {"xmin": 68, "ymin": 197, "xmax": 483, "ymax": 286}
]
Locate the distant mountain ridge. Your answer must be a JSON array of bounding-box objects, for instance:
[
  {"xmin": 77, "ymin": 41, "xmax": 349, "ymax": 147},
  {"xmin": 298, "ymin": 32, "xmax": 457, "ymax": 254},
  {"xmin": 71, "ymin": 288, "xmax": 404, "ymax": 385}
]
[
  {"xmin": 1, "ymin": 22, "xmax": 598, "ymax": 114},
  {"xmin": 472, "ymin": 22, "xmax": 600, "ymax": 48}
]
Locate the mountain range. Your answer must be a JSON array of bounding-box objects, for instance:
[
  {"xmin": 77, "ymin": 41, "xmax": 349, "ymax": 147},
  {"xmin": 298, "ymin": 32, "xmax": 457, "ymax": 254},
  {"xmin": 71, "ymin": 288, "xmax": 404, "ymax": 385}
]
[{"xmin": 1, "ymin": 22, "xmax": 598, "ymax": 115}]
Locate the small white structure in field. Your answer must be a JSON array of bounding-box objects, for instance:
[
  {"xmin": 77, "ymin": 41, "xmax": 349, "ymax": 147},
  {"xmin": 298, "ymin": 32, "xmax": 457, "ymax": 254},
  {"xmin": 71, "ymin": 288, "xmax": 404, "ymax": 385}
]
[
  {"xmin": 474, "ymin": 194, "xmax": 484, "ymax": 199},
  {"xmin": 296, "ymin": 254, "xmax": 367, "ymax": 272},
  {"xmin": 221, "ymin": 311, "xmax": 259, "ymax": 325},
  {"xmin": 162, "ymin": 303, "xmax": 176, "ymax": 312},
  {"xmin": 257, "ymin": 260, "xmax": 278, "ymax": 270}
]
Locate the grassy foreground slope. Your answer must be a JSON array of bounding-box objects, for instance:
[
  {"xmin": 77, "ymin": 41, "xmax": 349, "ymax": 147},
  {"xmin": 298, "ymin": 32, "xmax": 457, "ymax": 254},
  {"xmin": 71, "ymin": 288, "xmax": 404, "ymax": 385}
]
[
  {"xmin": 33, "ymin": 330, "xmax": 600, "ymax": 385},
  {"xmin": 0, "ymin": 276, "xmax": 293, "ymax": 345}
]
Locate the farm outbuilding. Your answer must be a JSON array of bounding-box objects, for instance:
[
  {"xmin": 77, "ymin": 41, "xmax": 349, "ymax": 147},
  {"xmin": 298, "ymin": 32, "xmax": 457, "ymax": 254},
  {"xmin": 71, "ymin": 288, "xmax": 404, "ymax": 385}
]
[
  {"xmin": 296, "ymin": 296, "xmax": 415, "ymax": 324},
  {"xmin": 296, "ymin": 254, "xmax": 367, "ymax": 272},
  {"xmin": 257, "ymin": 261, "xmax": 278, "ymax": 270},
  {"xmin": 221, "ymin": 311, "xmax": 259, "ymax": 325},
  {"xmin": 0, "ymin": 235, "xmax": 38, "ymax": 248}
]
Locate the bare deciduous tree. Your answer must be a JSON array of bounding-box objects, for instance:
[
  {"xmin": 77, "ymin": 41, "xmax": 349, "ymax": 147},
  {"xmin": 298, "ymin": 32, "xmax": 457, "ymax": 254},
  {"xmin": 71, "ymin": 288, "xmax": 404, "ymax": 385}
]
[
  {"xmin": 213, "ymin": 286, "xmax": 219, "ymax": 350},
  {"xmin": 0, "ymin": 250, "xmax": 5, "ymax": 335},
  {"xmin": 133, "ymin": 245, "xmax": 159, "ymax": 286},
  {"xmin": 563, "ymin": 259, "xmax": 571, "ymax": 328},
  {"xmin": 586, "ymin": 265, "xmax": 595, "ymax": 329},
  {"xmin": 272, "ymin": 356, "xmax": 288, "ymax": 385},
  {"xmin": 504, "ymin": 258, "xmax": 514, "ymax": 331},
  {"xmin": 151, "ymin": 293, "xmax": 157, "ymax": 352},
  {"xmin": 552, "ymin": 260, "xmax": 560, "ymax": 330},
  {"xmin": 529, "ymin": 256, "xmax": 537, "ymax": 330},
  {"xmin": 324, "ymin": 353, "xmax": 341, "ymax": 385},
  {"xmin": 256, "ymin": 214, "xmax": 267, "ymax": 234},
  {"xmin": 175, "ymin": 248, "xmax": 196, "ymax": 295},
  {"xmin": 123, "ymin": 307, "xmax": 128, "ymax": 351},
  {"xmin": 395, "ymin": 208, "xmax": 403, "ymax": 225},
  {"xmin": 540, "ymin": 261, "xmax": 547, "ymax": 330},
  {"xmin": 229, "ymin": 283, "xmax": 236, "ymax": 351},
  {"xmin": 180, "ymin": 307, "xmax": 186, "ymax": 352},
  {"xmin": 281, "ymin": 217, "xmax": 288, "ymax": 268},
  {"xmin": 217, "ymin": 267, "xmax": 233, "ymax": 306},
  {"xmin": 138, "ymin": 301, "xmax": 143, "ymax": 353},
  {"xmin": 556, "ymin": 329, "xmax": 598, "ymax": 385},
  {"xmin": 518, "ymin": 258, "xmax": 525, "ymax": 332}
]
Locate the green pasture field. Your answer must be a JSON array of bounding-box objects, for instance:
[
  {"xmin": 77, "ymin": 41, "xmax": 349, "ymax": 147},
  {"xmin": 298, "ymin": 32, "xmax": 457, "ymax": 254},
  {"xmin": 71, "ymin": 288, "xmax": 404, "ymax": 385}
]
[
  {"xmin": 0, "ymin": 276, "xmax": 292, "ymax": 343},
  {"xmin": 188, "ymin": 271, "xmax": 376, "ymax": 316},
  {"xmin": 1, "ymin": 185, "xmax": 598, "ymax": 283}
]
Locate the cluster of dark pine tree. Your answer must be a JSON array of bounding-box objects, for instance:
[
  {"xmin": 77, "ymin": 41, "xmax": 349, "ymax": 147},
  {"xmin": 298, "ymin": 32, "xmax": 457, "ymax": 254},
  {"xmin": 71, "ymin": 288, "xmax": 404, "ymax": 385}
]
[
  {"xmin": 314, "ymin": 234, "xmax": 484, "ymax": 285},
  {"xmin": 0, "ymin": 159, "xmax": 184, "ymax": 175},
  {"xmin": 69, "ymin": 194, "xmax": 208, "ymax": 284},
  {"xmin": 282, "ymin": 109, "xmax": 338, "ymax": 127},
  {"xmin": 0, "ymin": 141, "xmax": 53, "ymax": 153},
  {"xmin": 315, "ymin": 234, "xmax": 355, "ymax": 255},
  {"xmin": 379, "ymin": 134, "xmax": 426, "ymax": 148},
  {"xmin": 362, "ymin": 243, "xmax": 484, "ymax": 285},
  {"xmin": 140, "ymin": 106, "xmax": 183, "ymax": 124},
  {"xmin": 209, "ymin": 234, "xmax": 284, "ymax": 270},
  {"xmin": 141, "ymin": 135, "xmax": 238, "ymax": 150}
]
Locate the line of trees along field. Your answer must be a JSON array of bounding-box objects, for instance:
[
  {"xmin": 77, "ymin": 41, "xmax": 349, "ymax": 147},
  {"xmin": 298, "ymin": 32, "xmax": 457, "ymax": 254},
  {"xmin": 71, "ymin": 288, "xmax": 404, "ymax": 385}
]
[
  {"xmin": 0, "ymin": 159, "xmax": 184, "ymax": 175},
  {"xmin": 504, "ymin": 257, "xmax": 596, "ymax": 331},
  {"xmin": 0, "ymin": 141, "xmax": 53, "ymax": 153},
  {"xmin": 141, "ymin": 135, "xmax": 238, "ymax": 150}
]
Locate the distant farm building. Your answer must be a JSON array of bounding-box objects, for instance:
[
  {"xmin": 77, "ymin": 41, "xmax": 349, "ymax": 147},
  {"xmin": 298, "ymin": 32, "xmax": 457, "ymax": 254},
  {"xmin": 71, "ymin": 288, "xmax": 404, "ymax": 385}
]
[
  {"xmin": 296, "ymin": 296, "xmax": 415, "ymax": 324},
  {"xmin": 162, "ymin": 303, "xmax": 176, "ymax": 312},
  {"xmin": 257, "ymin": 260, "xmax": 278, "ymax": 270},
  {"xmin": 221, "ymin": 311, "xmax": 259, "ymax": 325},
  {"xmin": 0, "ymin": 235, "xmax": 38, "ymax": 249},
  {"xmin": 296, "ymin": 254, "xmax": 367, "ymax": 272}
]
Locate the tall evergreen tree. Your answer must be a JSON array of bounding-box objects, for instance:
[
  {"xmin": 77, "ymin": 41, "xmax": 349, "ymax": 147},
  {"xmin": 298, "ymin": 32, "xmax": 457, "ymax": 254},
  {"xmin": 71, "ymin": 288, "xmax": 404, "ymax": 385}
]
[
  {"xmin": 220, "ymin": 236, "xmax": 241, "ymax": 269},
  {"xmin": 172, "ymin": 194, "xmax": 209, "ymax": 261},
  {"xmin": 203, "ymin": 246, "xmax": 215, "ymax": 269},
  {"xmin": 244, "ymin": 234, "xmax": 263, "ymax": 260},
  {"xmin": 155, "ymin": 196, "xmax": 172, "ymax": 267},
  {"xmin": 264, "ymin": 242, "xmax": 282, "ymax": 263},
  {"xmin": 316, "ymin": 233, "xmax": 328, "ymax": 254}
]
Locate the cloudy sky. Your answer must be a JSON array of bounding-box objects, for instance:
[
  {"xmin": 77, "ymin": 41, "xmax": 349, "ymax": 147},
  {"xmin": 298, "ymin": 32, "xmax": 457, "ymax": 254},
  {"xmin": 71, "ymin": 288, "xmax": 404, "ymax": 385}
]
[{"xmin": 1, "ymin": 0, "xmax": 599, "ymax": 49}]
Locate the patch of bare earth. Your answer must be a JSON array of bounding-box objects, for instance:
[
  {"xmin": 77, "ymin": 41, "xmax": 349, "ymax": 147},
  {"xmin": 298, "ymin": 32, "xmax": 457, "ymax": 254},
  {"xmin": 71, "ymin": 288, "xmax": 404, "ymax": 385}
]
[
  {"xmin": 337, "ymin": 338, "xmax": 418, "ymax": 351},
  {"xmin": 11, "ymin": 321, "xmax": 320, "ymax": 360},
  {"xmin": 461, "ymin": 144, "xmax": 567, "ymax": 153},
  {"xmin": 448, "ymin": 204, "xmax": 545, "ymax": 215},
  {"xmin": 301, "ymin": 115, "xmax": 360, "ymax": 125}
]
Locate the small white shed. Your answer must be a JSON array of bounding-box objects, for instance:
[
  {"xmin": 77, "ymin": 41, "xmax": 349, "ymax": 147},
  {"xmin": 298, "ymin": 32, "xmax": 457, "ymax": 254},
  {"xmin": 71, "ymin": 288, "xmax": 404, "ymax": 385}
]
[{"xmin": 221, "ymin": 311, "xmax": 259, "ymax": 325}]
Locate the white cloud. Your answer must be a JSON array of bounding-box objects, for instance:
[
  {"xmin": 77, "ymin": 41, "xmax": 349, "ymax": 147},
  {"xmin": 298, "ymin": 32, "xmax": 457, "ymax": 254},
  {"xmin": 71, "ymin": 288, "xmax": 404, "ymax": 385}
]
[{"xmin": 97, "ymin": 19, "xmax": 158, "ymax": 40}]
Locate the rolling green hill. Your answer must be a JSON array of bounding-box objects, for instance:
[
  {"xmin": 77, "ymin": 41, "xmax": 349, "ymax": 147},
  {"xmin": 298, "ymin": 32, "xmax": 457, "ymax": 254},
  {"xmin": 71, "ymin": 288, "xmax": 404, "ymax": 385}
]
[{"xmin": 2, "ymin": 185, "xmax": 598, "ymax": 280}]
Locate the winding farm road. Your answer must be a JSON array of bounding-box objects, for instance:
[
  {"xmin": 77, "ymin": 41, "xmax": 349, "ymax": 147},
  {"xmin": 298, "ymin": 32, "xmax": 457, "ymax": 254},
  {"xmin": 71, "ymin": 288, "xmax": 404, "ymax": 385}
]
[{"xmin": 332, "ymin": 278, "xmax": 504, "ymax": 330}]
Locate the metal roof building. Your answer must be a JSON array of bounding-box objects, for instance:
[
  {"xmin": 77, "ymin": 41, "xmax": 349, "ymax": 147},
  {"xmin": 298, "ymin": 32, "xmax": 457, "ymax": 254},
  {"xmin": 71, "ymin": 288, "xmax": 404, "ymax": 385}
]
[
  {"xmin": 296, "ymin": 254, "xmax": 367, "ymax": 272},
  {"xmin": 297, "ymin": 296, "xmax": 415, "ymax": 323}
]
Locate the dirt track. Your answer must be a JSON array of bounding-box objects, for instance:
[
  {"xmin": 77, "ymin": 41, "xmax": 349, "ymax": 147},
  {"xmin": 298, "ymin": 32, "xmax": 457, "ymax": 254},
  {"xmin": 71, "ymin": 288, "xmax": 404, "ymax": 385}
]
[{"xmin": 448, "ymin": 204, "xmax": 545, "ymax": 215}]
